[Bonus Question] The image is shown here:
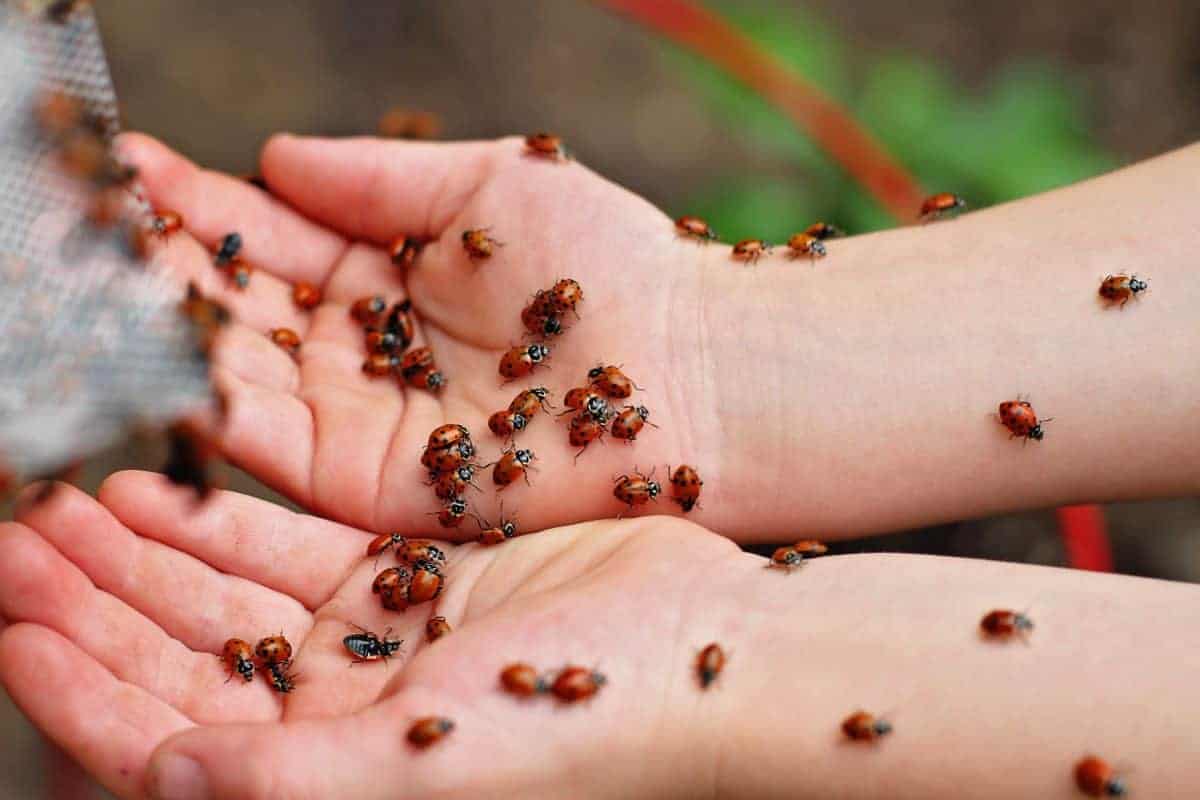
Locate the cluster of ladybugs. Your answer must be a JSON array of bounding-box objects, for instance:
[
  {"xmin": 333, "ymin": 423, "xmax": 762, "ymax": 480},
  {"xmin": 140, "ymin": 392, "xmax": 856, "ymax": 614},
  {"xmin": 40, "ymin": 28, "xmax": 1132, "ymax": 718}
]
[
  {"xmin": 220, "ymin": 634, "xmax": 298, "ymax": 694},
  {"xmin": 357, "ymin": 295, "xmax": 446, "ymax": 391}
]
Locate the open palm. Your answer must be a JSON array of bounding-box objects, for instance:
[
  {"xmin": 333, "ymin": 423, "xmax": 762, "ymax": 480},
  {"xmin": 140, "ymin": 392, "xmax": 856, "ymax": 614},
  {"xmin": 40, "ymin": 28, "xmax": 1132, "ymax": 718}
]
[
  {"xmin": 0, "ymin": 472, "xmax": 744, "ymax": 799},
  {"xmin": 124, "ymin": 132, "xmax": 727, "ymax": 539}
]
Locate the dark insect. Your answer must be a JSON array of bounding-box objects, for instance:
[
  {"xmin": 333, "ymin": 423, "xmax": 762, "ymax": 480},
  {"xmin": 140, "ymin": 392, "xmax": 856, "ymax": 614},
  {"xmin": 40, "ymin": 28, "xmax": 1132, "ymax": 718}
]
[
  {"xmin": 162, "ymin": 423, "xmax": 212, "ymax": 500},
  {"xmin": 214, "ymin": 232, "xmax": 242, "ymax": 266},
  {"xmin": 343, "ymin": 624, "xmax": 404, "ymax": 664}
]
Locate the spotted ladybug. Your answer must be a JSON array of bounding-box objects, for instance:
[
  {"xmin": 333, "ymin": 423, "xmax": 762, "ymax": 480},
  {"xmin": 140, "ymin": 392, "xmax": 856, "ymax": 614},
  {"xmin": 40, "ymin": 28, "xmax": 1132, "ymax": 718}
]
[{"xmin": 221, "ymin": 638, "xmax": 255, "ymax": 683}]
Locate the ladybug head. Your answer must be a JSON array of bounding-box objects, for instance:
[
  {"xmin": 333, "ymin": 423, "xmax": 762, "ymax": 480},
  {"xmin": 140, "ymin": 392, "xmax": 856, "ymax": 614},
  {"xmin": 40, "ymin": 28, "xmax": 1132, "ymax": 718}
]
[
  {"xmin": 587, "ymin": 366, "xmax": 604, "ymax": 380},
  {"xmin": 501, "ymin": 521, "xmax": 517, "ymax": 538},
  {"xmin": 426, "ymin": 371, "xmax": 446, "ymax": 390},
  {"xmin": 515, "ymin": 449, "xmax": 534, "ymax": 465},
  {"xmin": 457, "ymin": 439, "xmax": 475, "ymax": 458},
  {"xmin": 531, "ymin": 387, "xmax": 549, "ymax": 399},
  {"xmin": 448, "ymin": 498, "xmax": 467, "ymax": 514},
  {"xmin": 872, "ymin": 719, "xmax": 893, "ymax": 737},
  {"xmin": 542, "ymin": 316, "xmax": 562, "ymax": 336},
  {"xmin": 635, "ymin": 405, "xmax": 650, "ymax": 420},
  {"xmin": 512, "ymin": 413, "xmax": 528, "ymax": 430},
  {"xmin": 529, "ymin": 344, "xmax": 550, "ymax": 361},
  {"xmin": 647, "ymin": 481, "xmax": 661, "ymax": 498},
  {"xmin": 1130, "ymin": 277, "xmax": 1147, "ymax": 293},
  {"xmin": 812, "ymin": 240, "xmax": 827, "ymax": 256},
  {"xmin": 456, "ymin": 466, "xmax": 473, "ymax": 481},
  {"xmin": 1028, "ymin": 426, "xmax": 1044, "ymax": 441},
  {"xmin": 586, "ymin": 396, "xmax": 608, "ymax": 419}
]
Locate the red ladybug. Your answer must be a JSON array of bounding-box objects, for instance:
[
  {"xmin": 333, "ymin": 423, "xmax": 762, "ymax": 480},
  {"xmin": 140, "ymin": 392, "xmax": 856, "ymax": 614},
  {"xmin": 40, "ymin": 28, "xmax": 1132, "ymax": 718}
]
[
  {"xmin": 551, "ymin": 666, "xmax": 607, "ymax": 703},
  {"xmin": 406, "ymin": 366, "xmax": 446, "ymax": 392},
  {"xmin": 254, "ymin": 634, "xmax": 293, "ymax": 666},
  {"xmin": 292, "ymin": 281, "xmax": 322, "ymax": 310},
  {"xmin": 268, "ymin": 328, "xmax": 301, "ymax": 358},
  {"xmin": 225, "ymin": 260, "xmax": 252, "ymax": 290},
  {"xmin": 407, "ymin": 716, "xmax": 455, "ymax": 749},
  {"xmin": 669, "ymin": 464, "xmax": 702, "ymax": 513},
  {"xmin": 521, "ymin": 296, "xmax": 563, "ymax": 338},
  {"xmin": 350, "ymin": 295, "xmax": 388, "ymax": 325},
  {"xmin": 430, "ymin": 497, "xmax": 469, "ymax": 528},
  {"xmin": 372, "ymin": 565, "xmax": 412, "ymax": 596},
  {"xmin": 462, "ymin": 228, "xmax": 503, "ymax": 259},
  {"xmin": 397, "ymin": 537, "xmax": 450, "ymax": 567},
  {"xmin": 388, "ymin": 236, "xmax": 423, "ymax": 268},
  {"xmin": 500, "ymin": 663, "xmax": 546, "ymax": 696},
  {"xmin": 919, "ymin": 192, "xmax": 966, "ymax": 221},
  {"xmin": 613, "ymin": 469, "xmax": 660, "ymax": 509},
  {"xmin": 546, "ymin": 278, "xmax": 583, "ymax": 317},
  {"xmin": 786, "ymin": 232, "xmax": 827, "ymax": 262},
  {"xmin": 499, "ymin": 344, "xmax": 551, "ymax": 380},
  {"xmin": 1074, "ymin": 756, "xmax": 1127, "ymax": 797},
  {"xmin": 696, "ymin": 643, "xmax": 725, "ymax": 690},
  {"xmin": 422, "ymin": 438, "xmax": 476, "ymax": 472},
  {"xmin": 997, "ymin": 399, "xmax": 1050, "ymax": 442},
  {"xmin": 509, "ymin": 387, "xmax": 553, "ymax": 419},
  {"xmin": 732, "ymin": 238, "xmax": 771, "ymax": 263},
  {"xmin": 488, "ymin": 409, "xmax": 527, "ymax": 441},
  {"xmin": 980, "ymin": 609, "xmax": 1034, "ymax": 639},
  {"xmin": 475, "ymin": 506, "xmax": 518, "ymax": 546},
  {"xmin": 569, "ymin": 412, "xmax": 607, "ymax": 460},
  {"xmin": 366, "ymin": 532, "xmax": 404, "ymax": 561},
  {"xmin": 399, "ymin": 346, "xmax": 435, "ymax": 377},
  {"xmin": 427, "ymin": 424, "xmax": 471, "ymax": 452},
  {"xmin": 524, "ymin": 132, "xmax": 566, "ymax": 160},
  {"xmin": 675, "ymin": 215, "xmax": 717, "ymax": 242},
  {"xmin": 405, "ymin": 559, "xmax": 444, "ymax": 605},
  {"xmin": 222, "ymin": 638, "xmax": 255, "ymax": 683},
  {"xmin": 150, "ymin": 210, "xmax": 183, "ymax": 238},
  {"xmin": 264, "ymin": 661, "xmax": 298, "ymax": 694},
  {"xmin": 426, "ymin": 616, "xmax": 452, "ymax": 642},
  {"xmin": 1098, "ymin": 274, "xmax": 1147, "ymax": 308},
  {"xmin": 588, "ymin": 365, "xmax": 638, "ymax": 400},
  {"xmin": 804, "ymin": 222, "xmax": 844, "ymax": 240},
  {"xmin": 611, "ymin": 405, "xmax": 654, "ymax": 442},
  {"xmin": 766, "ymin": 546, "xmax": 804, "ymax": 572},
  {"xmin": 365, "ymin": 300, "xmax": 415, "ymax": 354},
  {"xmin": 362, "ymin": 353, "xmax": 399, "ymax": 377},
  {"xmin": 792, "ymin": 540, "xmax": 828, "ymax": 557},
  {"xmin": 430, "ymin": 464, "xmax": 481, "ymax": 500},
  {"xmin": 561, "ymin": 387, "xmax": 611, "ymax": 422},
  {"xmin": 842, "ymin": 710, "xmax": 892, "ymax": 741},
  {"xmin": 492, "ymin": 448, "xmax": 536, "ymax": 489}
]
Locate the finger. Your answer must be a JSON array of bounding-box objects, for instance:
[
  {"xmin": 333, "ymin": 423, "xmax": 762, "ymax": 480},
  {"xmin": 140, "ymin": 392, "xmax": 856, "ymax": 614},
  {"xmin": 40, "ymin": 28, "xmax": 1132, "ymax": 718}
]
[
  {"xmin": 12, "ymin": 484, "xmax": 311, "ymax": 657},
  {"xmin": 260, "ymin": 133, "xmax": 506, "ymax": 241},
  {"xmin": 0, "ymin": 624, "xmax": 194, "ymax": 800},
  {"xmin": 98, "ymin": 471, "xmax": 366, "ymax": 610},
  {"xmin": 118, "ymin": 132, "xmax": 348, "ymax": 285}
]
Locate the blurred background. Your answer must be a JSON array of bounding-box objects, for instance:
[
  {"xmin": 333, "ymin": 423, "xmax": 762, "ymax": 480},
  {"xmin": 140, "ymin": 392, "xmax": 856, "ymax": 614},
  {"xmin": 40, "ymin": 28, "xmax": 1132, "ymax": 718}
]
[{"xmin": 4, "ymin": 0, "xmax": 1199, "ymax": 796}]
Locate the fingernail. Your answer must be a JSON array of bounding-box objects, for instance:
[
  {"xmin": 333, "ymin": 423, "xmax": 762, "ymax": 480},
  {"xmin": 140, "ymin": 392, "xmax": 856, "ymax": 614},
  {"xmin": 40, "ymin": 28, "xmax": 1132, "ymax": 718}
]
[{"xmin": 150, "ymin": 754, "xmax": 210, "ymax": 800}]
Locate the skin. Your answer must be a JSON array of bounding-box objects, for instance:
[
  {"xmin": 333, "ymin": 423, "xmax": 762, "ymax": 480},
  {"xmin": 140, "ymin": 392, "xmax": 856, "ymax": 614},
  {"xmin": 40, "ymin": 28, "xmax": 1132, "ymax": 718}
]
[{"xmin": 0, "ymin": 135, "xmax": 1198, "ymax": 797}]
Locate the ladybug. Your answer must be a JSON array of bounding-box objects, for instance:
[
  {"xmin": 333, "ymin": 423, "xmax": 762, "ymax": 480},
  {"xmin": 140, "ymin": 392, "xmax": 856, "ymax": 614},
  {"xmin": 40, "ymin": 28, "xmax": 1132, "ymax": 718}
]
[
  {"xmin": 1074, "ymin": 755, "xmax": 1127, "ymax": 797},
  {"xmin": 268, "ymin": 328, "xmax": 301, "ymax": 358},
  {"xmin": 292, "ymin": 281, "xmax": 322, "ymax": 310},
  {"xmin": 1098, "ymin": 274, "xmax": 1147, "ymax": 308},
  {"xmin": 408, "ymin": 366, "xmax": 446, "ymax": 393},
  {"xmin": 428, "ymin": 424, "xmax": 471, "ymax": 452},
  {"xmin": 405, "ymin": 559, "xmax": 445, "ymax": 605},
  {"xmin": 350, "ymin": 295, "xmax": 387, "ymax": 325},
  {"xmin": 366, "ymin": 532, "xmax": 405, "ymax": 561},
  {"xmin": 388, "ymin": 236, "xmax": 423, "ymax": 269},
  {"xmin": 567, "ymin": 412, "xmax": 606, "ymax": 460},
  {"xmin": 550, "ymin": 666, "xmax": 607, "ymax": 703},
  {"xmin": 766, "ymin": 546, "xmax": 804, "ymax": 572},
  {"xmin": 919, "ymin": 192, "xmax": 966, "ymax": 222},
  {"xmin": 980, "ymin": 609, "xmax": 1034, "ymax": 639},
  {"xmin": 221, "ymin": 638, "xmax": 255, "ymax": 683},
  {"xmin": 378, "ymin": 108, "xmax": 442, "ymax": 140},
  {"xmin": 612, "ymin": 469, "xmax": 660, "ymax": 509},
  {"xmin": 430, "ymin": 497, "xmax": 469, "ymax": 529},
  {"xmin": 785, "ymin": 233, "xmax": 827, "ymax": 262},
  {"xmin": 524, "ymin": 132, "xmax": 566, "ymax": 160},
  {"xmin": 488, "ymin": 409, "xmax": 527, "ymax": 440},
  {"xmin": 425, "ymin": 616, "xmax": 452, "ymax": 642},
  {"xmin": 842, "ymin": 710, "xmax": 892, "ymax": 741},
  {"xmin": 462, "ymin": 228, "xmax": 503, "ymax": 259},
  {"xmin": 499, "ymin": 344, "xmax": 551, "ymax": 380},
  {"xmin": 372, "ymin": 565, "xmax": 412, "ymax": 596},
  {"xmin": 150, "ymin": 210, "xmax": 183, "ymax": 238},
  {"xmin": 362, "ymin": 353, "xmax": 399, "ymax": 377},
  {"xmin": 997, "ymin": 399, "xmax": 1050, "ymax": 442},
  {"xmin": 492, "ymin": 448, "xmax": 536, "ymax": 489},
  {"xmin": 343, "ymin": 624, "xmax": 404, "ymax": 664},
  {"xmin": 397, "ymin": 539, "xmax": 448, "ymax": 568},
  {"xmin": 422, "ymin": 438, "xmax": 477, "ymax": 472},
  {"xmin": 792, "ymin": 540, "xmax": 828, "ymax": 557},
  {"xmin": 255, "ymin": 634, "xmax": 293, "ymax": 666},
  {"xmin": 399, "ymin": 346, "xmax": 435, "ymax": 378},
  {"xmin": 407, "ymin": 717, "xmax": 455, "ymax": 749},
  {"xmin": 263, "ymin": 661, "xmax": 298, "ymax": 694},
  {"xmin": 732, "ymin": 238, "xmax": 770, "ymax": 264},
  {"xmin": 804, "ymin": 221, "xmax": 844, "ymax": 240},
  {"xmin": 546, "ymin": 278, "xmax": 584, "ymax": 317},
  {"xmin": 214, "ymin": 232, "xmax": 242, "ymax": 266},
  {"xmin": 431, "ymin": 464, "xmax": 481, "ymax": 500},
  {"xmin": 500, "ymin": 663, "xmax": 546, "ymax": 696},
  {"xmin": 675, "ymin": 215, "xmax": 717, "ymax": 242},
  {"xmin": 588, "ymin": 365, "xmax": 638, "ymax": 399},
  {"xmin": 561, "ymin": 387, "xmax": 611, "ymax": 422},
  {"xmin": 521, "ymin": 299, "xmax": 562, "ymax": 338},
  {"xmin": 611, "ymin": 405, "xmax": 654, "ymax": 442},
  {"xmin": 474, "ymin": 506, "xmax": 518, "ymax": 546},
  {"xmin": 226, "ymin": 261, "xmax": 252, "ymax": 290},
  {"xmin": 509, "ymin": 387, "xmax": 553, "ymax": 419},
  {"xmin": 669, "ymin": 464, "xmax": 702, "ymax": 513},
  {"xmin": 696, "ymin": 643, "xmax": 726, "ymax": 689},
  {"xmin": 365, "ymin": 300, "xmax": 415, "ymax": 354}
]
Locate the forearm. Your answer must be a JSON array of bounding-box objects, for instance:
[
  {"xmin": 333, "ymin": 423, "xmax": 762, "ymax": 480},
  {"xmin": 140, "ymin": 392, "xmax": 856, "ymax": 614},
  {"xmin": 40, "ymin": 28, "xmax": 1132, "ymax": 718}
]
[
  {"xmin": 714, "ymin": 551, "xmax": 1200, "ymax": 799},
  {"xmin": 701, "ymin": 143, "xmax": 1200, "ymax": 540}
]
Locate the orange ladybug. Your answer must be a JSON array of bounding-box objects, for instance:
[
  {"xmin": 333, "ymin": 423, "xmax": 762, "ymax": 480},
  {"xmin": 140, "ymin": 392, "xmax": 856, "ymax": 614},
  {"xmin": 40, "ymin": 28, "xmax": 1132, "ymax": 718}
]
[
  {"xmin": 492, "ymin": 448, "xmax": 536, "ymax": 489},
  {"xmin": 407, "ymin": 717, "xmax": 455, "ymax": 749},
  {"xmin": 405, "ymin": 366, "xmax": 446, "ymax": 393},
  {"xmin": 525, "ymin": 132, "xmax": 566, "ymax": 160},
  {"xmin": 399, "ymin": 346, "xmax": 435, "ymax": 377},
  {"xmin": 150, "ymin": 210, "xmax": 183, "ymax": 238},
  {"xmin": 397, "ymin": 539, "xmax": 447, "ymax": 568},
  {"xmin": 372, "ymin": 565, "xmax": 412, "ymax": 596},
  {"xmin": 428, "ymin": 424, "xmax": 471, "ymax": 452},
  {"xmin": 919, "ymin": 192, "xmax": 966, "ymax": 222},
  {"xmin": 588, "ymin": 365, "xmax": 638, "ymax": 399},
  {"xmin": 462, "ymin": 227, "xmax": 503, "ymax": 259},
  {"xmin": 268, "ymin": 328, "xmax": 301, "ymax": 358},
  {"xmin": 221, "ymin": 638, "xmax": 255, "ymax": 683},
  {"xmin": 521, "ymin": 296, "xmax": 563, "ymax": 338},
  {"xmin": 404, "ymin": 559, "xmax": 444, "ymax": 605},
  {"xmin": 842, "ymin": 710, "xmax": 892, "ymax": 741},
  {"xmin": 350, "ymin": 295, "xmax": 388, "ymax": 325},
  {"xmin": 254, "ymin": 634, "xmax": 293, "ymax": 666},
  {"xmin": 488, "ymin": 409, "xmax": 527, "ymax": 441},
  {"xmin": 1098, "ymin": 274, "xmax": 1147, "ymax": 308},
  {"xmin": 613, "ymin": 469, "xmax": 660, "ymax": 509},
  {"xmin": 509, "ymin": 387, "xmax": 553, "ymax": 419},
  {"xmin": 475, "ymin": 506, "xmax": 518, "ymax": 546},
  {"xmin": 366, "ymin": 532, "xmax": 404, "ymax": 561},
  {"xmin": 732, "ymin": 238, "xmax": 770, "ymax": 263},
  {"xmin": 568, "ymin": 412, "xmax": 607, "ymax": 460},
  {"xmin": 551, "ymin": 666, "xmax": 606, "ymax": 703},
  {"xmin": 292, "ymin": 281, "xmax": 321, "ymax": 310},
  {"xmin": 500, "ymin": 663, "xmax": 546, "ymax": 696},
  {"xmin": 388, "ymin": 236, "xmax": 423, "ymax": 269},
  {"xmin": 611, "ymin": 405, "xmax": 655, "ymax": 442},
  {"xmin": 1074, "ymin": 755, "xmax": 1127, "ymax": 797},
  {"xmin": 431, "ymin": 465, "xmax": 481, "ymax": 500},
  {"xmin": 499, "ymin": 344, "xmax": 551, "ymax": 380},
  {"xmin": 980, "ymin": 609, "xmax": 1034, "ymax": 639},
  {"xmin": 786, "ymin": 232, "xmax": 826, "ymax": 262},
  {"xmin": 430, "ymin": 497, "xmax": 469, "ymax": 529},
  {"xmin": 545, "ymin": 278, "xmax": 583, "ymax": 317},
  {"xmin": 425, "ymin": 616, "xmax": 452, "ymax": 642},
  {"xmin": 421, "ymin": 438, "xmax": 476, "ymax": 473},
  {"xmin": 804, "ymin": 221, "xmax": 843, "ymax": 240},
  {"xmin": 792, "ymin": 540, "xmax": 828, "ymax": 557},
  {"xmin": 997, "ymin": 399, "xmax": 1050, "ymax": 442},
  {"xmin": 767, "ymin": 546, "xmax": 803, "ymax": 572},
  {"xmin": 675, "ymin": 215, "xmax": 717, "ymax": 242},
  {"xmin": 362, "ymin": 353, "xmax": 399, "ymax": 377},
  {"xmin": 669, "ymin": 464, "xmax": 702, "ymax": 513},
  {"xmin": 264, "ymin": 661, "xmax": 298, "ymax": 693},
  {"xmin": 696, "ymin": 643, "xmax": 725, "ymax": 690},
  {"xmin": 561, "ymin": 387, "xmax": 611, "ymax": 422}
]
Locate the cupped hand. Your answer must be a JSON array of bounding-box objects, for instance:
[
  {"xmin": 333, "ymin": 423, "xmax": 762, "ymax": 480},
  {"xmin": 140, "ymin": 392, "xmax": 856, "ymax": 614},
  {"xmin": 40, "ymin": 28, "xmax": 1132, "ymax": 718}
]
[
  {"xmin": 0, "ymin": 472, "xmax": 748, "ymax": 799},
  {"xmin": 121, "ymin": 132, "xmax": 733, "ymax": 539}
]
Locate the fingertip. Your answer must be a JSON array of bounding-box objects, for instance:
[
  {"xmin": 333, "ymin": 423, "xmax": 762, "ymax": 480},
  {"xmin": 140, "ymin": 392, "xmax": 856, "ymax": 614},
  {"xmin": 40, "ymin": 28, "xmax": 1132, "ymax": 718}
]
[{"xmin": 145, "ymin": 748, "xmax": 212, "ymax": 800}]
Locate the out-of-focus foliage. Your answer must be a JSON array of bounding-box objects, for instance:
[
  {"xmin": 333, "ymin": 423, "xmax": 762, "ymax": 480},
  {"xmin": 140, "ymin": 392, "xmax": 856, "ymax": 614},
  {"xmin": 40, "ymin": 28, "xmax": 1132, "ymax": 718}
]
[{"xmin": 666, "ymin": 2, "xmax": 1117, "ymax": 239}]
